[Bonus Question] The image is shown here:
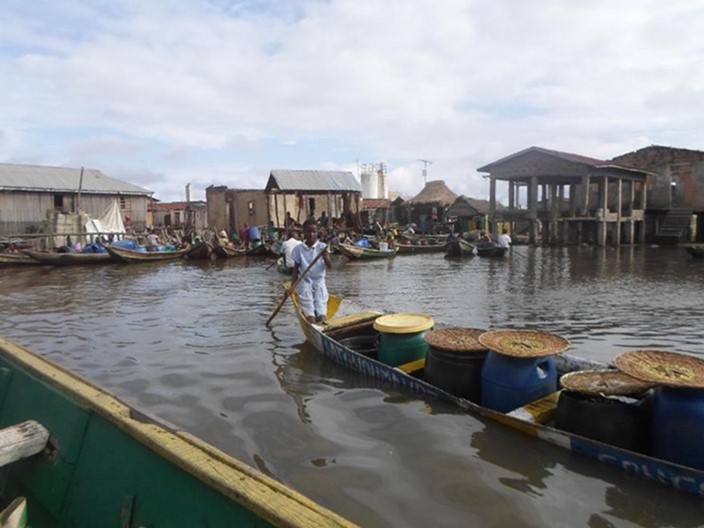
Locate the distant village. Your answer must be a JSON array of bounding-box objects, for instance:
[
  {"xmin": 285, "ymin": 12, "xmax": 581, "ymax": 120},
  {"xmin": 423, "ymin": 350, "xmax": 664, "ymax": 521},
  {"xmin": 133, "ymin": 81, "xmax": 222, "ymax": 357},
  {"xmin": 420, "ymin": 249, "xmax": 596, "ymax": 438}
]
[{"xmin": 1, "ymin": 144, "xmax": 703, "ymax": 248}]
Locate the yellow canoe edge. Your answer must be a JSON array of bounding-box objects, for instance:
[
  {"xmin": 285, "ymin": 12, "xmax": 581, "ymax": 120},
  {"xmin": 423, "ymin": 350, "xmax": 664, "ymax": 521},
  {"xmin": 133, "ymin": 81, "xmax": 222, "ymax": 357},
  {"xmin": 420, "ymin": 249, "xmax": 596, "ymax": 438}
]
[{"xmin": 0, "ymin": 336, "xmax": 357, "ymax": 528}]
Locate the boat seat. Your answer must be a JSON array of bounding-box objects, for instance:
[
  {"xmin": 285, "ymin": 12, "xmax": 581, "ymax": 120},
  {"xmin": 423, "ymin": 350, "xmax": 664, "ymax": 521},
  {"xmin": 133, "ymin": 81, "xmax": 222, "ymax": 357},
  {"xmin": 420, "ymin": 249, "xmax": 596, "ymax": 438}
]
[
  {"xmin": 0, "ymin": 420, "xmax": 49, "ymax": 468},
  {"xmin": 395, "ymin": 357, "xmax": 426, "ymax": 375},
  {"xmin": 506, "ymin": 391, "xmax": 562, "ymax": 425},
  {"xmin": 324, "ymin": 312, "xmax": 382, "ymax": 333}
]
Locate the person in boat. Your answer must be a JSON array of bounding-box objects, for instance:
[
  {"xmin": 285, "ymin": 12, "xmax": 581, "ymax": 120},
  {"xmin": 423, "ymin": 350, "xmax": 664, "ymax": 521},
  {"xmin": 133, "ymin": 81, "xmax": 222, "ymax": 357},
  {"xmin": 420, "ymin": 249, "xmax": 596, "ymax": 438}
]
[
  {"xmin": 290, "ymin": 219, "xmax": 331, "ymax": 324},
  {"xmin": 280, "ymin": 230, "xmax": 302, "ymax": 271},
  {"xmin": 239, "ymin": 224, "xmax": 250, "ymax": 249},
  {"xmin": 218, "ymin": 230, "xmax": 229, "ymax": 246},
  {"xmin": 318, "ymin": 211, "xmax": 330, "ymax": 229},
  {"xmin": 498, "ymin": 229, "xmax": 512, "ymax": 249},
  {"xmin": 146, "ymin": 229, "xmax": 160, "ymax": 250},
  {"xmin": 267, "ymin": 221, "xmax": 277, "ymax": 242}
]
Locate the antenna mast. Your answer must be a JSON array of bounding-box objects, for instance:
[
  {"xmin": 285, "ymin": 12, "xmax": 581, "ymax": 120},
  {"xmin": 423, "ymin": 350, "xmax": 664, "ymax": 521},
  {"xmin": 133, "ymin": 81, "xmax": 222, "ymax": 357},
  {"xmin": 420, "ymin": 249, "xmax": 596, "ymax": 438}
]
[{"xmin": 418, "ymin": 159, "xmax": 433, "ymax": 184}]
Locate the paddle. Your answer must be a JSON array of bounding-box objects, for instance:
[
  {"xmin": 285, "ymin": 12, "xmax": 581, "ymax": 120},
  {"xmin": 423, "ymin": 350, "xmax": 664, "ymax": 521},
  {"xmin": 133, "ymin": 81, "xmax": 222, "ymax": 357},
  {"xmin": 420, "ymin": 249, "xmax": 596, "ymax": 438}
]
[
  {"xmin": 265, "ymin": 243, "xmax": 328, "ymax": 326},
  {"xmin": 265, "ymin": 258, "xmax": 279, "ymax": 271}
]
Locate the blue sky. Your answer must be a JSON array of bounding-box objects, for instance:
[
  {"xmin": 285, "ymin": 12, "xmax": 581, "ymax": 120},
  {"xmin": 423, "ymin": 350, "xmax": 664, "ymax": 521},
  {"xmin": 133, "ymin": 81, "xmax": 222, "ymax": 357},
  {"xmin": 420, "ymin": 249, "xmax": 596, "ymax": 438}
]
[{"xmin": 2, "ymin": 0, "xmax": 704, "ymax": 202}]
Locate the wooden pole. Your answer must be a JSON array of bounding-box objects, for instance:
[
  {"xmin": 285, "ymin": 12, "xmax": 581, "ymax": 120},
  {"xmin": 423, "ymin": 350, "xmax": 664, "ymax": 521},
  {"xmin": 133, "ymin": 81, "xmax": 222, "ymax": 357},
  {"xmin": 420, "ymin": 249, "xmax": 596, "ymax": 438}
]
[
  {"xmin": 76, "ymin": 167, "xmax": 84, "ymax": 213},
  {"xmin": 265, "ymin": 244, "xmax": 328, "ymax": 326}
]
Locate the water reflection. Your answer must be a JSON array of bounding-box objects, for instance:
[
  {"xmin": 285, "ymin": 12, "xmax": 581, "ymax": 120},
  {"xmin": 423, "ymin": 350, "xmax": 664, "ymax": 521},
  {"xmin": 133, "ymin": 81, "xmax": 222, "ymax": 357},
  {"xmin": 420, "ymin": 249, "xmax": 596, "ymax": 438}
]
[{"xmin": 1, "ymin": 247, "xmax": 704, "ymax": 526}]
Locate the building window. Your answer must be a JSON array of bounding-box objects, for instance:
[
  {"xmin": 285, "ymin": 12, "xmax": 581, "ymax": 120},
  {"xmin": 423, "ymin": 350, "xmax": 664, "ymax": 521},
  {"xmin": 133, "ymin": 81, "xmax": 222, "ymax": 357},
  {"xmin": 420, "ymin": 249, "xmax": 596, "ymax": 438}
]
[
  {"xmin": 54, "ymin": 194, "xmax": 64, "ymax": 210},
  {"xmin": 119, "ymin": 196, "xmax": 126, "ymax": 210},
  {"xmin": 248, "ymin": 201, "xmax": 255, "ymax": 215}
]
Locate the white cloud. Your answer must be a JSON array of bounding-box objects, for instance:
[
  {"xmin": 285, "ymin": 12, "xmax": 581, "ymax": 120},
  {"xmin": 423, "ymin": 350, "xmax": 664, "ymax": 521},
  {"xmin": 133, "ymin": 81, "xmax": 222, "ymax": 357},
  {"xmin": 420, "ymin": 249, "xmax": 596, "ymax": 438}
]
[{"xmin": 1, "ymin": 0, "xmax": 704, "ymax": 201}]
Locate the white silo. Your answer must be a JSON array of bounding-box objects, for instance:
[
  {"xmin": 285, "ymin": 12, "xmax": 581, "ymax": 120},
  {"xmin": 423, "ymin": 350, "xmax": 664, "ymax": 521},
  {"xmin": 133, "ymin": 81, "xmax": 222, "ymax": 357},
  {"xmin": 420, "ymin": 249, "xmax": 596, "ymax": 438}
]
[
  {"xmin": 377, "ymin": 163, "xmax": 388, "ymax": 199},
  {"xmin": 361, "ymin": 170, "xmax": 379, "ymax": 199}
]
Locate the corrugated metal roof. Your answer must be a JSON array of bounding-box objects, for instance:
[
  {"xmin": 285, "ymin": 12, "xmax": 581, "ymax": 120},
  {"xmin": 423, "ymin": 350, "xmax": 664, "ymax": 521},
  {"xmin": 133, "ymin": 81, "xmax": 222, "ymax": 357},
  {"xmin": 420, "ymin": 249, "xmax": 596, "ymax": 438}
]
[
  {"xmin": 361, "ymin": 198, "xmax": 390, "ymax": 210},
  {"xmin": 0, "ymin": 163, "xmax": 153, "ymax": 196},
  {"xmin": 266, "ymin": 170, "xmax": 361, "ymax": 192}
]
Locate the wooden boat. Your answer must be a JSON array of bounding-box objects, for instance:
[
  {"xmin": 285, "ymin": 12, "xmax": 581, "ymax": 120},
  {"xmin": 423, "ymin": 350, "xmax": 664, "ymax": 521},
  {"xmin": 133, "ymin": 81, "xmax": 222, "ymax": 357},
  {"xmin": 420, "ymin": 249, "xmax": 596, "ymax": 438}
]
[
  {"xmin": 337, "ymin": 243, "xmax": 398, "ymax": 260},
  {"xmin": 685, "ymin": 245, "xmax": 704, "ymax": 258},
  {"xmin": 184, "ymin": 241, "xmax": 214, "ymax": 260},
  {"xmin": 395, "ymin": 241, "xmax": 447, "ymax": 254},
  {"xmin": 246, "ymin": 243, "xmax": 279, "ymax": 258},
  {"xmin": 290, "ymin": 292, "xmax": 704, "ymax": 498},
  {"xmin": 445, "ymin": 239, "xmax": 475, "ymax": 257},
  {"xmin": 107, "ymin": 246, "xmax": 189, "ymax": 263},
  {"xmin": 213, "ymin": 245, "xmax": 247, "ymax": 259},
  {"xmin": 0, "ymin": 335, "xmax": 354, "ymax": 528},
  {"xmin": 22, "ymin": 249, "xmax": 114, "ymax": 266},
  {"xmin": 0, "ymin": 252, "xmax": 41, "ymax": 267},
  {"xmin": 475, "ymin": 243, "xmax": 508, "ymax": 258}
]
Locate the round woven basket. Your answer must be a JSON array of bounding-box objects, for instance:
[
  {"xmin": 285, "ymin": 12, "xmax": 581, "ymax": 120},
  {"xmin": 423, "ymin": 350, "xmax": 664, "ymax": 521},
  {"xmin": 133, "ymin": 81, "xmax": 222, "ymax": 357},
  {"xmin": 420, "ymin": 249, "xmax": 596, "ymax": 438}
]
[
  {"xmin": 614, "ymin": 349, "xmax": 704, "ymax": 389},
  {"xmin": 424, "ymin": 327, "xmax": 487, "ymax": 354},
  {"xmin": 478, "ymin": 329, "xmax": 569, "ymax": 358},
  {"xmin": 560, "ymin": 369, "xmax": 654, "ymax": 396}
]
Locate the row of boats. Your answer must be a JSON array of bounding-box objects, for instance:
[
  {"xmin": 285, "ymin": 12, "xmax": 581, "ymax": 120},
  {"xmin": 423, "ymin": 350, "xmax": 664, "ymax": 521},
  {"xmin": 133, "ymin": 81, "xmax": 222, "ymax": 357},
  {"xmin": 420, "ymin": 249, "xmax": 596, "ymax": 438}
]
[
  {"xmin": 0, "ymin": 240, "xmax": 278, "ymax": 267},
  {"xmin": 336, "ymin": 238, "xmax": 509, "ymax": 260}
]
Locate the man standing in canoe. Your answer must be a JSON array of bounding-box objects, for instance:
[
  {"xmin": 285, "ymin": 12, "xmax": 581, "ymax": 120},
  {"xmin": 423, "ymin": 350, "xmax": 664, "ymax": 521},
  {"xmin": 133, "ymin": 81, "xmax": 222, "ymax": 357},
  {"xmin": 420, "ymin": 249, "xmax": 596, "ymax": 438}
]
[{"xmin": 291, "ymin": 219, "xmax": 331, "ymax": 323}]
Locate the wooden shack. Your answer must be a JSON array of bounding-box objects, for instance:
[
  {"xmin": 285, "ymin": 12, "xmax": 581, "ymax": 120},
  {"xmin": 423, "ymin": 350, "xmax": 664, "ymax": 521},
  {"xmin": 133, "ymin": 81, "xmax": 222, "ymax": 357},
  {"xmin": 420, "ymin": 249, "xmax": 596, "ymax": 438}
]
[
  {"xmin": 149, "ymin": 200, "xmax": 208, "ymax": 230},
  {"xmin": 478, "ymin": 147, "xmax": 652, "ymax": 246},
  {"xmin": 361, "ymin": 198, "xmax": 391, "ymax": 228},
  {"xmin": 265, "ymin": 170, "xmax": 362, "ymax": 231},
  {"xmin": 0, "ymin": 163, "xmax": 152, "ymax": 237},
  {"xmin": 205, "ymin": 186, "xmax": 269, "ymax": 235}
]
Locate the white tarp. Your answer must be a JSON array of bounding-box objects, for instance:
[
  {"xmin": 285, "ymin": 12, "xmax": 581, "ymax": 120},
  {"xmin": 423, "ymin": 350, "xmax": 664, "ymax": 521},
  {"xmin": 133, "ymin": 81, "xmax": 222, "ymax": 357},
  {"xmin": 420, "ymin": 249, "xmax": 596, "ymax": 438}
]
[{"xmin": 85, "ymin": 201, "xmax": 126, "ymax": 236}]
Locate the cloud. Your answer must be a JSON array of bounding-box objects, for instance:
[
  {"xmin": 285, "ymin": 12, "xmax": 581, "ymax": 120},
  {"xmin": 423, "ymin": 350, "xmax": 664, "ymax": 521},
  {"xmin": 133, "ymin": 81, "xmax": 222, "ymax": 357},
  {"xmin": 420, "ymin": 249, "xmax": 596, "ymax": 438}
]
[{"xmin": 2, "ymin": 0, "xmax": 704, "ymax": 201}]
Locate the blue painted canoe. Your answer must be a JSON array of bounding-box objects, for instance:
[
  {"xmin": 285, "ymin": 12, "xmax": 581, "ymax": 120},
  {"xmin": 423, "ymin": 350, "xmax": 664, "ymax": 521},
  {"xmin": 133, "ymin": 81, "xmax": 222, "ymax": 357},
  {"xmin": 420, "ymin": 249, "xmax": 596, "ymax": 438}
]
[{"xmin": 291, "ymin": 293, "xmax": 704, "ymax": 498}]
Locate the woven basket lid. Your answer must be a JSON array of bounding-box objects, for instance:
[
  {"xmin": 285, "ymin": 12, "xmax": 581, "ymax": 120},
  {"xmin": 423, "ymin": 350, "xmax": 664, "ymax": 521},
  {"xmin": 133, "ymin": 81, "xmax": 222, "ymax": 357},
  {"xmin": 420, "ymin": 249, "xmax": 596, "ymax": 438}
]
[
  {"xmin": 614, "ymin": 350, "xmax": 704, "ymax": 389},
  {"xmin": 561, "ymin": 369, "xmax": 654, "ymax": 396},
  {"xmin": 478, "ymin": 329, "xmax": 569, "ymax": 358},
  {"xmin": 373, "ymin": 313, "xmax": 434, "ymax": 334},
  {"xmin": 424, "ymin": 327, "xmax": 488, "ymax": 354}
]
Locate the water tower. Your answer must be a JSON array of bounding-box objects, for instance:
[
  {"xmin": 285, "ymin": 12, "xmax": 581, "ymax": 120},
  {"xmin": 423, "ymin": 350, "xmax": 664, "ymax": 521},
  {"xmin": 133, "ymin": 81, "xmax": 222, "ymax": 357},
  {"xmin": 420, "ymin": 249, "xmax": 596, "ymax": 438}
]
[{"xmin": 361, "ymin": 166, "xmax": 379, "ymax": 199}]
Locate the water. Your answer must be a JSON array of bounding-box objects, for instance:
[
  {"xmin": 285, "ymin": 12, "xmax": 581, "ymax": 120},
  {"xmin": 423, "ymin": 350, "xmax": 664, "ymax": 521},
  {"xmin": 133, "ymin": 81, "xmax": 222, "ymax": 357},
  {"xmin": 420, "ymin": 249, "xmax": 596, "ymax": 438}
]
[{"xmin": 1, "ymin": 246, "xmax": 703, "ymax": 527}]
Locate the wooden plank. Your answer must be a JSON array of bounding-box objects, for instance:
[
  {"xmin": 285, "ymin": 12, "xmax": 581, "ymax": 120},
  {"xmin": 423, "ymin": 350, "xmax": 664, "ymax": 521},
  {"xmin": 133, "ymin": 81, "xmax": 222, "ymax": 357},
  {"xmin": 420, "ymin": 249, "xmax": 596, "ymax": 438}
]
[
  {"xmin": 506, "ymin": 391, "xmax": 561, "ymax": 425},
  {"xmin": 0, "ymin": 420, "xmax": 49, "ymax": 467}
]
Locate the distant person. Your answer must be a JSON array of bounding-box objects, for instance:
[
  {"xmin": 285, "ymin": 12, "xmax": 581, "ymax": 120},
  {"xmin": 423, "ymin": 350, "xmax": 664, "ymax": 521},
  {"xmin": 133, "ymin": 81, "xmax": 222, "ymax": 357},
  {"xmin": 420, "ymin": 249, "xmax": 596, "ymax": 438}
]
[
  {"xmin": 280, "ymin": 230, "xmax": 302, "ymax": 270},
  {"xmin": 239, "ymin": 223, "xmax": 250, "ymax": 249},
  {"xmin": 318, "ymin": 211, "xmax": 330, "ymax": 229},
  {"xmin": 290, "ymin": 219, "xmax": 331, "ymax": 323},
  {"xmin": 498, "ymin": 229, "xmax": 512, "ymax": 249},
  {"xmin": 285, "ymin": 211, "xmax": 296, "ymax": 229}
]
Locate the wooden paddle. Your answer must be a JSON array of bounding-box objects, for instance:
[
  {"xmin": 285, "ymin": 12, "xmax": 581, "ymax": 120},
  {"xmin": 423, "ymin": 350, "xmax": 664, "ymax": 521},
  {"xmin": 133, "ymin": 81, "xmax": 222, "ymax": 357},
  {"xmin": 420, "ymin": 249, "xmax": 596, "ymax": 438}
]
[{"xmin": 265, "ymin": 243, "xmax": 328, "ymax": 326}]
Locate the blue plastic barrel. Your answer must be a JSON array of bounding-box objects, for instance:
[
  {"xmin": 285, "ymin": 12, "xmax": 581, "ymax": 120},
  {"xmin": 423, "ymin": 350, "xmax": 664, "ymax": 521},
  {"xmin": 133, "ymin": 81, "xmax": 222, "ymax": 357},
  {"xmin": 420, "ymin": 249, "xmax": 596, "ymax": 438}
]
[
  {"xmin": 651, "ymin": 387, "xmax": 704, "ymax": 469},
  {"xmin": 481, "ymin": 351, "xmax": 557, "ymax": 413},
  {"xmin": 249, "ymin": 226, "xmax": 261, "ymax": 241},
  {"xmin": 112, "ymin": 239, "xmax": 137, "ymax": 250}
]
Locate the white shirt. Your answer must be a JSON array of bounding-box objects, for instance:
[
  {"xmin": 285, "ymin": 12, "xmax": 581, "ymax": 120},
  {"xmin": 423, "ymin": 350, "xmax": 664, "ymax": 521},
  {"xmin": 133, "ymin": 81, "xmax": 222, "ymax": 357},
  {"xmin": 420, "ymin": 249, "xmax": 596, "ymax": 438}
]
[
  {"xmin": 498, "ymin": 233, "xmax": 512, "ymax": 248},
  {"xmin": 281, "ymin": 237, "xmax": 302, "ymax": 268},
  {"xmin": 291, "ymin": 241, "xmax": 327, "ymax": 281}
]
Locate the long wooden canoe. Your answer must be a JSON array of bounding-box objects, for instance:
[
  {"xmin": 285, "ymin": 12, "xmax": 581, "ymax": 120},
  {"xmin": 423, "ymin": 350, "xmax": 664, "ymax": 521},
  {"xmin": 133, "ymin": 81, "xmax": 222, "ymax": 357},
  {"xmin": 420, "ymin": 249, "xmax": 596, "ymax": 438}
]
[
  {"xmin": 213, "ymin": 245, "xmax": 247, "ymax": 259},
  {"xmin": 0, "ymin": 335, "xmax": 355, "ymax": 527},
  {"xmin": 445, "ymin": 239, "xmax": 475, "ymax": 257},
  {"xmin": 290, "ymin": 292, "xmax": 704, "ymax": 498},
  {"xmin": 0, "ymin": 253, "xmax": 41, "ymax": 267},
  {"xmin": 395, "ymin": 242, "xmax": 447, "ymax": 254},
  {"xmin": 107, "ymin": 246, "xmax": 189, "ymax": 263},
  {"xmin": 184, "ymin": 241, "xmax": 214, "ymax": 260},
  {"xmin": 475, "ymin": 244, "xmax": 508, "ymax": 258},
  {"xmin": 337, "ymin": 243, "xmax": 398, "ymax": 260},
  {"xmin": 22, "ymin": 249, "xmax": 114, "ymax": 266}
]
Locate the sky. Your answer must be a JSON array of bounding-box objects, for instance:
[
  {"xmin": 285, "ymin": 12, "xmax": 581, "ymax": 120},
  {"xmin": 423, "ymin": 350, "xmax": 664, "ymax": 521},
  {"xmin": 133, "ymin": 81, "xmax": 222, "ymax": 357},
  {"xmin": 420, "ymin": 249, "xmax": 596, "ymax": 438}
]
[{"xmin": 2, "ymin": 1, "xmax": 704, "ymax": 203}]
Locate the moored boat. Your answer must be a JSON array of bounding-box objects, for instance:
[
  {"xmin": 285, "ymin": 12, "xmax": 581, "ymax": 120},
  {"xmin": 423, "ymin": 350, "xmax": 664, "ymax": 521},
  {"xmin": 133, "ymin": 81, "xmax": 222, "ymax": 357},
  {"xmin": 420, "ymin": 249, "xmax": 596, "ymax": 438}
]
[
  {"xmin": 246, "ymin": 242, "xmax": 279, "ymax": 258},
  {"xmin": 213, "ymin": 245, "xmax": 247, "ymax": 259},
  {"xmin": 289, "ymin": 291, "xmax": 704, "ymax": 498},
  {"xmin": 445, "ymin": 239, "xmax": 475, "ymax": 257},
  {"xmin": 337, "ymin": 243, "xmax": 398, "ymax": 259},
  {"xmin": 0, "ymin": 335, "xmax": 355, "ymax": 527},
  {"xmin": 184, "ymin": 241, "xmax": 214, "ymax": 260},
  {"xmin": 475, "ymin": 243, "xmax": 508, "ymax": 258},
  {"xmin": 0, "ymin": 252, "xmax": 41, "ymax": 267},
  {"xmin": 107, "ymin": 245, "xmax": 189, "ymax": 263},
  {"xmin": 395, "ymin": 241, "xmax": 447, "ymax": 254},
  {"xmin": 22, "ymin": 249, "xmax": 114, "ymax": 266}
]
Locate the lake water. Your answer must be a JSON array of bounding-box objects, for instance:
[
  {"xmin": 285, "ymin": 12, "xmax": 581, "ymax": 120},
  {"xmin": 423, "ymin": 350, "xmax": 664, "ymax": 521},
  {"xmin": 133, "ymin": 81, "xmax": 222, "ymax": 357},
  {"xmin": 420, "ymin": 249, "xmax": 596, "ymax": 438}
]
[{"xmin": 1, "ymin": 245, "xmax": 703, "ymax": 527}]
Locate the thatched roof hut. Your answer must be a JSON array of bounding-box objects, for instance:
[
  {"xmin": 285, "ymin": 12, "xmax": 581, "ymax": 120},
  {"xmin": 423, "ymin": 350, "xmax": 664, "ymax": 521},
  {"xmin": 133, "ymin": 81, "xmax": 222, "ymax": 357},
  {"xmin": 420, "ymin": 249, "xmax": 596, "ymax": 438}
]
[
  {"xmin": 447, "ymin": 196, "xmax": 505, "ymax": 217},
  {"xmin": 406, "ymin": 180, "xmax": 458, "ymax": 206}
]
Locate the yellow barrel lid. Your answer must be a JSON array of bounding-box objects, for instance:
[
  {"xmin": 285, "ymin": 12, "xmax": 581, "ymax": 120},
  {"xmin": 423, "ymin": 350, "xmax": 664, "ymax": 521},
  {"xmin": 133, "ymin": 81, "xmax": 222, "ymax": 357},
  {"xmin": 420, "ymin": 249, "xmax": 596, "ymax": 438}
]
[{"xmin": 373, "ymin": 313, "xmax": 434, "ymax": 334}]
